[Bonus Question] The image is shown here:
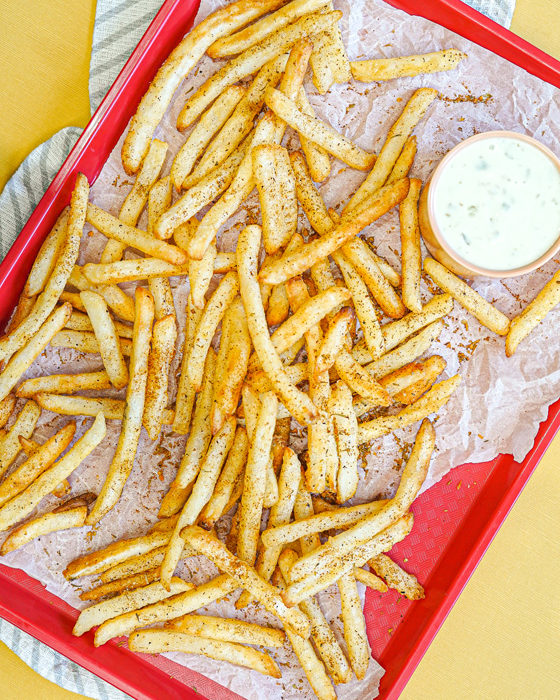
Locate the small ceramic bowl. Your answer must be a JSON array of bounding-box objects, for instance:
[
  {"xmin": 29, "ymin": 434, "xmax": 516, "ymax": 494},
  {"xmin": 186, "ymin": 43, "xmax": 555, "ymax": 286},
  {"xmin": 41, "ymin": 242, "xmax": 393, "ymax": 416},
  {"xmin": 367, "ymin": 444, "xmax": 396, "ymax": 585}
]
[{"xmin": 418, "ymin": 130, "xmax": 560, "ymax": 278}]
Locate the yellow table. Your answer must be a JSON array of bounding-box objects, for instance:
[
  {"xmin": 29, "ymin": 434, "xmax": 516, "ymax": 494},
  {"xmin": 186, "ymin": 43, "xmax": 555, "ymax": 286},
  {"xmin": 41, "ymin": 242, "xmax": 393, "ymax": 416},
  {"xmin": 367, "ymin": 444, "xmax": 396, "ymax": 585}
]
[{"xmin": 0, "ymin": 1, "xmax": 559, "ymax": 698}]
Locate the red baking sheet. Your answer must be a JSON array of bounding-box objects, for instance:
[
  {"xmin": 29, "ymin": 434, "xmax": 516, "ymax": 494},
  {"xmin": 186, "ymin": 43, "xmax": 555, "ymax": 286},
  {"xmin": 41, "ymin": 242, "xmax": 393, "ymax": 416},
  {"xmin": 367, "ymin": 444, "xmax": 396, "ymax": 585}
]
[{"xmin": 1, "ymin": 1, "xmax": 560, "ymax": 699}]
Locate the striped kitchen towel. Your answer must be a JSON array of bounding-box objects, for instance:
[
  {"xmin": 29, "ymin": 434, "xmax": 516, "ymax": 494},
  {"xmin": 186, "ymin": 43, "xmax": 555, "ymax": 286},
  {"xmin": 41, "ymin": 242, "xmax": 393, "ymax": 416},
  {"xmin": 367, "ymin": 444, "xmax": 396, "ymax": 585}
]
[{"xmin": 0, "ymin": 1, "xmax": 516, "ymax": 699}]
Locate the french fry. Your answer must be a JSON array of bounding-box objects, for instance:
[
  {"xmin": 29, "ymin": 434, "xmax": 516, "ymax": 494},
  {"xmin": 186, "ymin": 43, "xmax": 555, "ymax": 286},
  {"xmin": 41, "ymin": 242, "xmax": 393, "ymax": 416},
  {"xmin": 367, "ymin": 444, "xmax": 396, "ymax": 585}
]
[
  {"xmin": 199, "ymin": 427, "xmax": 248, "ymax": 529},
  {"xmin": 96, "ymin": 285, "xmax": 136, "ymax": 323},
  {"xmin": 0, "ymin": 395, "xmax": 15, "ymax": 429},
  {"xmin": 171, "ymin": 85, "xmax": 245, "ymax": 189},
  {"xmin": 209, "ymin": 0, "xmax": 327, "ymax": 58},
  {"xmin": 314, "ymin": 308, "xmax": 353, "ymax": 375},
  {"xmin": 237, "ymin": 225, "xmax": 317, "ymax": 424},
  {"xmin": 99, "ymin": 547, "xmax": 168, "ymax": 583},
  {"xmin": 188, "ymin": 273, "xmax": 239, "ymax": 391},
  {"xmin": 259, "ymin": 179, "xmax": 410, "ymax": 285},
  {"xmin": 309, "ymin": 1, "xmax": 351, "ymax": 93},
  {"xmin": 51, "ymin": 329, "xmax": 132, "ymax": 356},
  {"xmin": 64, "ymin": 311, "xmax": 133, "ymax": 338},
  {"xmin": 0, "ymin": 401, "xmax": 41, "ymax": 477},
  {"xmin": 253, "ymin": 144, "xmax": 298, "ymax": 254},
  {"xmin": 278, "ymin": 549, "xmax": 352, "ymax": 685},
  {"xmin": 183, "ymin": 55, "xmax": 287, "ymax": 189},
  {"xmin": 0, "ymin": 303, "xmax": 72, "ymax": 402},
  {"xmin": 0, "ymin": 506, "xmax": 87, "ymax": 555},
  {"xmin": 283, "ymin": 513, "xmax": 414, "ymax": 605},
  {"xmin": 351, "ymin": 48, "xmax": 467, "ymax": 82},
  {"xmin": 73, "ymin": 578, "xmax": 192, "ymax": 636},
  {"xmin": 388, "ymin": 355, "xmax": 447, "ymax": 405},
  {"xmin": 369, "ymin": 553, "xmax": 425, "ymax": 600},
  {"xmin": 0, "ymin": 413, "xmax": 106, "ymax": 533},
  {"xmin": 79, "ymin": 568, "xmax": 161, "ymax": 602},
  {"xmin": 80, "ymin": 291, "xmax": 129, "ymax": 389},
  {"xmin": 86, "ymin": 204, "xmax": 187, "ymax": 266},
  {"xmin": 172, "ymin": 295, "xmax": 203, "ymax": 435},
  {"xmin": 87, "ymin": 289, "xmax": 154, "ymax": 525},
  {"xmin": 143, "ymin": 315, "xmax": 177, "ymax": 440},
  {"xmin": 161, "ymin": 417, "xmax": 237, "ymax": 589},
  {"xmin": 190, "ymin": 238, "xmax": 218, "ymax": 310},
  {"xmin": 266, "ymin": 282, "xmax": 290, "ymax": 326},
  {"xmin": 399, "ymin": 178, "xmax": 423, "ymax": 312},
  {"xmin": 165, "ymin": 614, "xmax": 285, "ymax": 648},
  {"xmin": 344, "ymin": 89, "xmax": 437, "ymax": 213},
  {"xmin": 0, "ymin": 173, "xmax": 87, "ymax": 363},
  {"xmin": 353, "ymin": 566, "xmax": 388, "ymax": 592},
  {"xmin": 59, "ymin": 291, "xmax": 86, "ymax": 312},
  {"xmin": 129, "ymin": 629, "xmax": 281, "ymax": 678},
  {"xmin": 387, "ymin": 135, "xmax": 417, "ymax": 185},
  {"xmin": 237, "ymin": 392, "xmax": 278, "ymax": 565},
  {"xmin": 211, "ymin": 298, "xmax": 251, "ymax": 434},
  {"xmin": 182, "ymin": 526, "xmax": 310, "ymax": 637},
  {"xmin": 5, "ymin": 294, "xmax": 36, "ymax": 334},
  {"xmin": 271, "ymin": 38, "xmax": 313, "ymax": 141},
  {"xmin": 329, "ymin": 381, "xmax": 359, "ymax": 503},
  {"xmin": 121, "ymin": 0, "xmax": 285, "ymax": 173},
  {"xmin": 161, "ymin": 350, "xmax": 216, "ymax": 517},
  {"xmin": 265, "ymin": 86, "xmax": 375, "ymax": 170},
  {"xmin": 23, "ymin": 209, "xmax": 68, "ymax": 297},
  {"xmin": 296, "ymin": 87, "xmax": 331, "ymax": 182},
  {"xmin": 338, "ymin": 571, "xmax": 370, "ymax": 679},
  {"xmin": 424, "ymin": 258, "xmax": 510, "ymax": 335},
  {"xmin": 147, "ymin": 176, "xmax": 173, "ymax": 239},
  {"xmin": 177, "ymin": 10, "xmax": 341, "ymax": 130},
  {"xmin": 95, "ymin": 574, "xmax": 239, "ymax": 645},
  {"xmin": 82, "ymin": 258, "xmax": 188, "ymax": 285},
  {"xmin": 335, "ymin": 349, "xmax": 393, "ymax": 405},
  {"xmin": 506, "ymin": 268, "xmax": 560, "ymax": 356},
  {"xmin": 214, "ymin": 252, "xmax": 237, "ymax": 274},
  {"xmin": 155, "ymin": 139, "xmax": 249, "ymax": 240},
  {"xmin": 0, "ymin": 422, "xmax": 76, "ymax": 508}
]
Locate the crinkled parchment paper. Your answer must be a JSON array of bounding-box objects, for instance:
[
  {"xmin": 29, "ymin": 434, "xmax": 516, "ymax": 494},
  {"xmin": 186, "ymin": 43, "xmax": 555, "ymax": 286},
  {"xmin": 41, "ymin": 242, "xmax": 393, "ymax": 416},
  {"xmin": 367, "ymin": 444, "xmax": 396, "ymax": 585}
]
[{"xmin": 2, "ymin": 0, "xmax": 560, "ymax": 698}]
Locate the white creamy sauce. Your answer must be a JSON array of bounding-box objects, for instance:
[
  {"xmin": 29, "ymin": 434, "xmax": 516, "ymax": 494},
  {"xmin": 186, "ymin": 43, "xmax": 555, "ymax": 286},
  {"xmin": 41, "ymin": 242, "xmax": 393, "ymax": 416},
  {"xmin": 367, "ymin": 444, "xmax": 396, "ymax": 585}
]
[{"xmin": 433, "ymin": 136, "xmax": 560, "ymax": 270}]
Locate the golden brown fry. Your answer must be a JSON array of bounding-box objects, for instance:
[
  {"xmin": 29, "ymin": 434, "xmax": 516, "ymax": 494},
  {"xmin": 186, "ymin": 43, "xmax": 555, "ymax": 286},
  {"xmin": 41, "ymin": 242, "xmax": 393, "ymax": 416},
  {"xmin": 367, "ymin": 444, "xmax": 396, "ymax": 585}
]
[
  {"xmin": 399, "ymin": 178, "xmax": 423, "ymax": 312},
  {"xmin": 121, "ymin": 0, "xmax": 285, "ymax": 173},
  {"xmin": 266, "ymin": 282, "xmax": 290, "ymax": 327},
  {"xmin": 339, "ymin": 570, "xmax": 370, "ymax": 679},
  {"xmin": 79, "ymin": 568, "xmax": 161, "ymax": 602},
  {"xmin": 0, "ymin": 394, "xmax": 15, "ymax": 429},
  {"xmin": 353, "ymin": 566, "xmax": 388, "ymax": 592},
  {"xmin": 190, "ymin": 238, "xmax": 218, "ymax": 310},
  {"xmin": 0, "ymin": 401, "xmax": 41, "ymax": 478},
  {"xmin": 296, "ymin": 87, "xmax": 331, "ymax": 182},
  {"xmin": 335, "ymin": 349, "xmax": 393, "ymax": 404},
  {"xmin": 17, "ymin": 372, "xmax": 111, "ymax": 400},
  {"xmin": 143, "ymin": 314, "xmax": 177, "ymax": 441},
  {"xmin": 506, "ymin": 268, "xmax": 560, "ymax": 356},
  {"xmin": 1, "ymin": 506, "xmax": 87, "ymax": 555},
  {"xmin": 166, "ymin": 614, "xmax": 285, "ymax": 648},
  {"xmin": 344, "ymin": 88, "xmax": 437, "ymax": 212},
  {"xmin": 64, "ymin": 311, "xmax": 133, "ymax": 338},
  {"xmin": 389, "ymin": 355, "xmax": 447, "ymax": 405},
  {"xmin": 99, "ymin": 547, "xmax": 168, "ymax": 583},
  {"xmin": 265, "ymin": 86, "xmax": 374, "ymax": 170},
  {"xmin": 314, "ymin": 307, "xmax": 353, "ymax": 375},
  {"xmin": 424, "ymin": 258, "xmax": 510, "ymax": 335},
  {"xmin": 51, "ymin": 329, "xmax": 132, "ymax": 356},
  {"xmin": 0, "ymin": 174, "xmax": 87, "ymax": 363},
  {"xmin": 82, "ymin": 258, "xmax": 188, "ymax": 285},
  {"xmin": 147, "ymin": 177, "xmax": 173, "ymax": 239},
  {"xmin": 351, "ymin": 48, "xmax": 467, "ymax": 82},
  {"xmin": 370, "ymin": 553, "xmax": 425, "ymax": 599},
  {"xmin": 172, "ymin": 295, "xmax": 203, "ymax": 435},
  {"xmin": 129, "ymin": 629, "xmax": 281, "ymax": 678},
  {"xmin": 24, "ymin": 209, "xmax": 69, "ymax": 297},
  {"xmin": 329, "ymin": 381, "xmax": 359, "ymax": 503},
  {"xmin": 5, "ymin": 294, "xmax": 36, "ymax": 335},
  {"xmin": 387, "ymin": 135, "xmax": 417, "ymax": 185}
]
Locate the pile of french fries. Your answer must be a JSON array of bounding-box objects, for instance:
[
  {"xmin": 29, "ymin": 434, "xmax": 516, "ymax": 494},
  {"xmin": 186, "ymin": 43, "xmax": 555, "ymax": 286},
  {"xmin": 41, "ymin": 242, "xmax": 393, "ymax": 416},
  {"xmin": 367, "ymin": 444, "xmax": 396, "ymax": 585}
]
[{"xmin": 1, "ymin": 0, "xmax": 559, "ymax": 696}]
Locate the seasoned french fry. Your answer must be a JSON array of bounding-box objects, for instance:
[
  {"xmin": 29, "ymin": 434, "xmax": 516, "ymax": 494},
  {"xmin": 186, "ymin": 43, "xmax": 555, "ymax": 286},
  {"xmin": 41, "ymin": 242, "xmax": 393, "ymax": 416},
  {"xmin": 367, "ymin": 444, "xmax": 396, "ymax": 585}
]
[
  {"xmin": 64, "ymin": 311, "xmax": 132, "ymax": 338},
  {"xmin": 87, "ymin": 289, "xmax": 154, "ymax": 525},
  {"xmin": 182, "ymin": 526, "xmax": 310, "ymax": 637},
  {"xmin": 329, "ymin": 381, "xmax": 359, "ymax": 503},
  {"xmin": 51, "ymin": 329, "xmax": 131, "ymax": 356},
  {"xmin": 253, "ymin": 144, "xmax": 298, "ymax": 254},
  {"xmin": 272, "ymin": 38, "xmax": 313, "ymax": 141},
  {"xmin": 166, "ymin": 614, "xmax": 285, "ymax": 648},
  {"xmin": 0, "ymin": 422, "xmax": 76, "ymax": 508},
  {"xmin": 147, "ymin": 184, "xmax": 176, "ymax": 321},
  {"xmin": 314, "ymin": 308, "xmax": 352, "ymax": 375},
  {"xmin": 259, "ymin": 179, "xmax": 410, "ymax": 285},
  {"xmin": 369, "ymin": 553, "xmax": 425, "ymax": 600},
  {"xmin": 309, "ymin": 1, "xmax": 351, "ymax": 93},
  {"xmin": 0, "ymin": 413, "xmax": 106, "ymax": 533},
  {"xmin": 0, "ymin": 303, "xmax": 72, "ymax": 402},
  {"xmin": 351, "ymin": 48, "xmax": 467, "ymax": 82},
  {"xmin": 388, "ymin": 355, "xmax": 447, "ymax": 405},
  {"xmin": 399, "ymin": 178, "xmax": 423, "ymax": 312},
  {"xmin": 119, "ymin": 138, "xmax": 168, "ymax": 230},
  {"xmin": 59, "ymin": 291, "xmax": 86, "ymax": 312},
  {"xmin": 24, "ymin": 209, "xmax": 68, "ymax": 297},
  {"xmin": 353, "ymin": 566, "xmax": 388, "ymax": 592},
  {"xmin": 143, "ymin": 315, "xmax": 177, "ymax": 440},
  {"xmin": 237, "ymin": 225, "xmax": 317, "ymax": 424},
  {"xmin": 387, "ymin": 135, "xmax": 417, "ymax": 185},
  {"xmin": 0, "ymin": 506, "xmax": 87, "ymax": 555},
  {"xmin": 506, "ymin": 268, "xmax": 560, "ymax": 356},
  {"xmin": 82, "ymin": 258, "xmax": 188, "ymax": 285},
  {"xmin": 335, "ymin": 349, "xmax": 393, "ymax": 404},
  {"xmin": 265, "ymin": 86, "xmax": 374, "ymax": 170},
  {"xmin": 73, "ymin": 578, "xmax": 192, "ymax": 636},
  {"xmin": 161, "ymin": 417, "xmax": 237, "ymax": 589},
  {"xmin": 190, "ymin": 238, "xmax": 218, "ymax": 310},
  {"xmin": 86, "ymin": 204, "xmax": 187, "ymax": 266},
  {"xmin": 95, "ymin": 574, "xmax": 239, "ymax": 645},
  {"xmin": 0, "ymin": 401, "xmax": 41, "ymax": 477},
  {"xmin": 0, "ymin": 395, "xmax": 15, "ymax": 429},
  {"xmin": 172, "ymin": 295, "xmax": 203, "ymax": 435},
  {"xmin": 338, "ymin": 570, "xmax": 370, "ymax": 679},
  {"xmin": 171, "ymin": 86, "xmax": 245, "ymax": 189},
  {"xmin": 129, "ymin": 629, "xmax": 281, "ymax": 678},
  {"xmin": 296, "ymin": 87, "xmax": 331, "ymax": 182},
  {"xmin": 344, "ymin": 89, "xmax": 437, "ymax": 212},
  {"xmin": 121, "ymin": 0, "xmax": 285, "ymax": 173},
  {"xmin": 99, "ymin": 547, "xmax": 168, "ymax": 583},
  {"xmin": 80, "ymin": 291, "xmax": 128, "ymax": 389},
  {"xmin": 282, "ymin": 513, "xmax": 414, "ymax": 605},
  {"xmin": 79, "ymin": 568, "xmax": 161, "ymax": 602},
  {"xmin": 266, "ymin": 282, "xmax": 290, "ymax": 326},
  {"xmin": 188, "ymin": 273, "xmax": 239, "ymax": 391},
  {"xmin": 96, "ymin": 285, "xmax": 136, "ymax": 323},
  {"xmin": 424, "ymin": 258, "xmax": 510, "ymax": 335},
  {"xmin": 183, "ymin": 55, "xmax": 287, "ymax": 189},
  {"xmin": 147, "ymin": 176, "xmax": 173, "ymax": 238},
  {"xmin": 177, "ymin": 10, "xmax": 341, "ymax": 130},
  {"xmin": 0, "ymin": 173, "xmax": 87, "ymax": 363},
  {"xmin": 5, "ymin": 294, "xmax": 36, "ymax": 335}
]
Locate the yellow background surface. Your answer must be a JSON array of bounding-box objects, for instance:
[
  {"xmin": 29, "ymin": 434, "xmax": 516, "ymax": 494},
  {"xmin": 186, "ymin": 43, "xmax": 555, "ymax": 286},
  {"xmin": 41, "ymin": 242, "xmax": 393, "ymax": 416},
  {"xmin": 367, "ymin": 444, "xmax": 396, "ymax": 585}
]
[{"xmin": 0, "ymin": 0, "xmax": 559, "ymax": 698}]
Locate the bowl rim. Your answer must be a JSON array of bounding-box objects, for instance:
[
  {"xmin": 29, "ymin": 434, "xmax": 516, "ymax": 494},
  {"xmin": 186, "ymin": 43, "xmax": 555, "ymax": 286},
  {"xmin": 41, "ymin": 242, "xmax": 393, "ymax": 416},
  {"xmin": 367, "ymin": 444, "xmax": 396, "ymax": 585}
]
[{"xmin": 426, "ymin": 130, "xmax": 560, "ymax": 278}]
